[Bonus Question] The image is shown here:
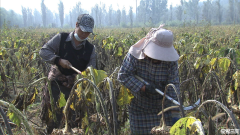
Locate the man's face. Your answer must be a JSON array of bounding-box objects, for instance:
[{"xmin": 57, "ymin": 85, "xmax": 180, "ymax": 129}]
[{"xmin": 76, "ymin": 25, "xmax": 91, "ymax": 39}]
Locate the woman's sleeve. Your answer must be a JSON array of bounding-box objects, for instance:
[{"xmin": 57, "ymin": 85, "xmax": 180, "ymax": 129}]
[
  {"xmin": 117, "ymin": 53, "xmax": 144, "ymax": 94},
  {"xmin": 166, "ymin": 61, "xmax": 180, "ymax": 107}
]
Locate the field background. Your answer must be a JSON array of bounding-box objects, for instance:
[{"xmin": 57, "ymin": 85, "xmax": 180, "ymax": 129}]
[{"xmin": 1, "ymin": 24, "xmax": 240, "ymax": 134}]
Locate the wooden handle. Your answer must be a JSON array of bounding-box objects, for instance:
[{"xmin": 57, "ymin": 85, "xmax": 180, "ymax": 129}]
[{"xmin": 69, "ymin": 65, "xmax": 82, "ymax": 74}]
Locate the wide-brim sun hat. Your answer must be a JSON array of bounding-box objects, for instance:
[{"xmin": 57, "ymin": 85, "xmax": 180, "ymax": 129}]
[
  {"xmin": 77, "ymin": 14, "xmax": 94, "ymax": 33},
  {"xmin": 129, "ymin": 25, "xmax": 179, "ymax": 61}
]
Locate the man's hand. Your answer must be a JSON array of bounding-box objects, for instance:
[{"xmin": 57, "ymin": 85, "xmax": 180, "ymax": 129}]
[{"xmin": 59, "ymin": 59, "xmax": 72, "ymax": 69}]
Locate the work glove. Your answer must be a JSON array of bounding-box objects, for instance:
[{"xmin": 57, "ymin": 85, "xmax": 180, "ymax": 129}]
[
  {"xmin": 59, "ymin": 59, "xmax": 72, "ymax": 69},
  {"xmin": 145, "ymin": 83, "xmax": 158, "ymax": 94}
]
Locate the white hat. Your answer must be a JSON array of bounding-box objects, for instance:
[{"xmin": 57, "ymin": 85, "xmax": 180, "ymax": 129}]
[{"xmin": 129, "ymin": 27, "xmax": 179, "ymax": 61}]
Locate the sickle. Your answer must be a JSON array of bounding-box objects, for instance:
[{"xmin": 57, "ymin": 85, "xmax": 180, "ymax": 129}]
[{"xmin": 135, "ymin": 75, "xmax": 200, "ymax": 111}]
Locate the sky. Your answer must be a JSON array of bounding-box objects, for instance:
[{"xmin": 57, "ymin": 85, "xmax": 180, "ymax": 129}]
[{"xmin": 0, "ymin": 0, "xmax": 191, "ymax": 15}]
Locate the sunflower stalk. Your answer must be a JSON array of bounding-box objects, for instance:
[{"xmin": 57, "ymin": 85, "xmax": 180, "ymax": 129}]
[
  {"xmin": 196, "ymin": 100, "xmax": 240, "ymax": 129},
  {"xmin": 107, "ymin": 77, "xmax": 118, "ymax": 135},
  {"xmin": 47, "ymin": 80, "xmax": 57, "ymax": 123},
  {"xmin": 63, "ymin": 78, "xmax": 112, "ymax": 134},
  {"xmin": 23, "ymin": 77, "xmax": 47, "ymax": 112},
  {"xmin": 0, "ymin": 100, "xmax": 33, "ymax": 135},
  {"xmin": 0, "ymin": 106, "xmax": 13, "ymax": 135}
]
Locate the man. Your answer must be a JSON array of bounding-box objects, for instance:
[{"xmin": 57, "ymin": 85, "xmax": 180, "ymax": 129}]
[
  {"xmin": 118, "ymin": 26, "xmax": 181, "ymax": 135},
  {"xmin": 39, "ymin": 14, "xmax": 96, "ymax": 133}
]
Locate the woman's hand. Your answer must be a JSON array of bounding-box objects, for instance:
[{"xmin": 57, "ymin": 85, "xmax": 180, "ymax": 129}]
[{"xmin": 141, "ymin": 85, "xmax": 146, "ymax": 92}]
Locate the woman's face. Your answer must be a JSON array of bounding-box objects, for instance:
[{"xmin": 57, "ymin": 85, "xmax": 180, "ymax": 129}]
[{"xmin": 146, "ymin": 56, "xmax": 162, "ymax": 64}]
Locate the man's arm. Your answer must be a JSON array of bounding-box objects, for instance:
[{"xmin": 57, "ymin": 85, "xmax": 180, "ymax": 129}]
[{"xmin": 39, "ymin": 33, "xmax": 61, "ymax": 64}]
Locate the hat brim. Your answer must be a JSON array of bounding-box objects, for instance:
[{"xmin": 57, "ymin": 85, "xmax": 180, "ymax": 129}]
[
  {"xmin": 143, "ymin": 41, "xmax": 179, "ymax": 61},
  {"xmin": 80, "ymin": 25, "xmax": 93, "ymax": 33}
]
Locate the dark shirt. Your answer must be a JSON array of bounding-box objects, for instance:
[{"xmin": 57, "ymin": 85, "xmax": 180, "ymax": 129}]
[{"xmin": 39, "ymin": 32, "xmax": 96, "ymax": 68}]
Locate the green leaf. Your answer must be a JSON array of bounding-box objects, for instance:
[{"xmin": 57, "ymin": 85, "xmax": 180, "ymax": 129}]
[
  {"xmin": 58, "ymin": 92, "xmax": 66, "ymax": 108},
  {"xmin": 194, "ymin": 57, "xmax": 201, "ymax": 69},
  {"xmin": 218, "ymin": 58, "xmax": 231, "ymax": 72},
  {"xmin": 102, "ymin": 39, "xmax": 107, "ymax": 46},
  {"xmin": 235, "ymin": 38, "xmax": 239, "ymax": 43},
  {"xmin": 8, "ymin": 112, "xmax": 21, "ymax": 126},
  {"xmin": 193, "ymin": 43, "xmax": 204, "ymax": 54},
  {"xmin": 233, "ymin": 71, "xmax": 240, "ymax": 90},
  {"xmin": 117, "ymin": 47, "xmax": 123, "ymax": 56},
  {"xmin": 229, "ymin": 48, "xmax": 236, "ymax": 60},
  {"xmin": 15, "ymin": 52, "xmax": 21, "ymax": 59},
  {"xmin": 210, "ymin": 58, "xmax": 217, "ymax": 66},
  {"xmin": 116, "ymin": 86, "xmax": 134, "ymax": 106},
  {"xmin": 0, "ymin": 48, "xmax": 6, "ymax": 58},
  {"xmin": 178, "ymin": 54, "xmax": 186, "ymax": 64},
  {"xmin": 92, "ymin": 68, "xmax": 107, "ymax": 86},
  {"xmin": 31, "ymin": 53, "xmax": 36, "ymax": 60},
  {"xmin": 31, "ymin": 67, "xmax": 37, "ymax": 73}
]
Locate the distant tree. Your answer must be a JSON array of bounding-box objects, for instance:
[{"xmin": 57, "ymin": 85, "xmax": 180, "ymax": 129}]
[
  {"xmin": 150, "ymin": 0, "xmax": 156, "ymax": 24},
  {"xmin": 155, "ymin": 0, "xmax": 168, "ymax": 24},
  {"xmin": 46, "ymin": 8, "xmax": 54, "ymax": 27},
  {"xmin": 53, "ymin": 13, "xmax": 58, "ymax": 27},
  {"xmin": 186, "ymin": 0, "xmax": 199, "ymax": 23},
  {"xmin": 21, "ymin": 6, "xmax": 27, "ymax": 27},
  {"xmin": 98, "ymin": 3, "xmax": 103, "ymax": 27},
  {"xmin": 117, "ymin": 8, "xmax": 121, "ymax": 26},
  {"xmin": 93, "ymin": 4, "xmax": 99, "ymax": 27},
  {"xmin": 170, "ymin": 4, "xmax": 173, "ymax": 21},
  {"xmin": 176, "ymin": 0, "xmax": 184, "ymax": 22},
  {"xmin": 129, "ymin": 6, "xmax": 133, "ymax": 27},
  {"xmin": 58, "ymin": 1, "xmax": 64, "ymax": 28},
  {"xmin": 41, "ymin": 0, "xmax": 46, "ymax": 27},
  {"xmin": 108, "ymin": 4, "xmax": 113, "ymax": 26},
  {"xmin": 137, "ymin": 0, "xmax": 146, "ymax": 23},
  {"xmin": 34, "ymin": 9, "xmax": 42, "ymax": 26},
  {"xmin": 202, "ymin": 0, "xmax": 212, "ymax": 23},
  {"xmin": 10, "ymin": 10, "xmax": 15, "ymax": 26},
  {"xmin": 227, "ymin": 0, "xmax": 234, "ymax": 23},
  {"xmin": 71, "ymin": 2, "xmax": 82, "ymax": 27},
  {"xmin": 144, "ymin": 0, "xmax": 150, "ymax": 23},
  {"xmin": 122, "ymin": 6, "xmax": 127, "ymax": 25},
  {"xmin": 75, "ymin": 2, "xmax": 81, "ymax": 15},
  {"xmin": 136, "ymin": 0, "xmax": 138, "ymax": 18},
  {"xmin": 234, "ymin": 0, "xmax": 239, "ymax": 23},
  {"xmin": 101, "ymin": 3, "xmax": 106, "ymax": 26},
  {"xmin": 238, "ymin": 0, "xmax": 240, "ymax": 23},
  {"xmin": 69, "ymin": 11, "xmax": 72, "ymax": 28},
  {"xmin": 0, "ymin": 7, "xmax": 23, "ymax": 28},
  {"xmin": 136, "ymin": 0, "xmax": 167, "ymax": 25},
  {"xmin": 27, "ymin": 8, "xmax": 33, "ymax": 27},
  {"xmin": 0, "ymin": 8, "xmax": 7, "ymax": 27},
  {"xmin": 216, "ymin": 0, "xmax": 223, "ymax": 24}
]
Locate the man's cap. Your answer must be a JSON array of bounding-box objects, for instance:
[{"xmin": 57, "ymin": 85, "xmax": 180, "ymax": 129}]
[{"xmin": 77, "ymin": 14, "xmax": 94, "ymax": 33}]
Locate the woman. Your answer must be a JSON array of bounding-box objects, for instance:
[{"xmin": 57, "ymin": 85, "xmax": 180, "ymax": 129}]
[{"xmin": 118, "ymin": 26, "xmax": 181, "ymax": 134}]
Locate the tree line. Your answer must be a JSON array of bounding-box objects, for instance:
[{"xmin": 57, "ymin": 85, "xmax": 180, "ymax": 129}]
[{"xmin": 0, "ymin": 0, "xmax": 240, "ymax": 28}]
